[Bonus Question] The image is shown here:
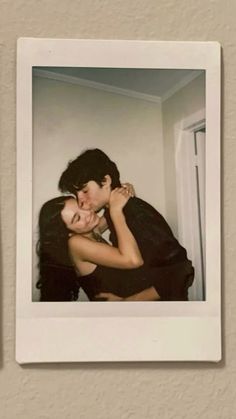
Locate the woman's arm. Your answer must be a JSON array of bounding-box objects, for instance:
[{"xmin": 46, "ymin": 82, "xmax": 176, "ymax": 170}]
[
  {"xmin": 95, "ymin": 183, "xmax": 135, "ymax": 235},
  {"xmin": 68, "ymin": 188, "xmax": 143, "ymax": 270}
]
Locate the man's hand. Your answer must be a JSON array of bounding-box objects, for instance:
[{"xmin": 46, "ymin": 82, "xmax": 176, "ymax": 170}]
[
  {"xmin": 95, "ymin": 287, "xmax": 160, "ymax": 301},
  {"xmin": 124, "ymin": 286, "xmax": 160, "ymax": 301},
  {"xmin": 95, "ymin": 292, "xmax": 123, "ymax": 301}
]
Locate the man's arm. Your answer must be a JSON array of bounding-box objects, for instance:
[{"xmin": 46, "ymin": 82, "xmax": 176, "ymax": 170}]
[
  {"xmin": 96, "ymin": 286, "xmax": 160, "ymax": 302},
  {"xmin": 124, "ymin": 286, "xmax": 160, "ymax": 301}
]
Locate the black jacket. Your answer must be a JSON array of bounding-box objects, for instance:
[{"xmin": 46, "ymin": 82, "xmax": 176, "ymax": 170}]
[{"xmin": 104, "ymin": 197, "xmax": 194, "ymax": 300}]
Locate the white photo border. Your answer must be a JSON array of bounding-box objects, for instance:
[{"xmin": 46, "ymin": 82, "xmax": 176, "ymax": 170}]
[{"xmin": 16, "ymin": 38, "xmax": 221, "ymax": 363}]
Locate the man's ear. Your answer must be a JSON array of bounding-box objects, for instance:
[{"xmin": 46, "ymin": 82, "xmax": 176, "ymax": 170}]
[{"xmin": 102, "ymin": 175, "xmax": 112, "ymax": 188}]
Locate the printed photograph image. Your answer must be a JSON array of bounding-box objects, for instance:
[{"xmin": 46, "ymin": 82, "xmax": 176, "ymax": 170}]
[{"xmin": 32, "ymin": 66, "xmax": 206, "ymax": 303}]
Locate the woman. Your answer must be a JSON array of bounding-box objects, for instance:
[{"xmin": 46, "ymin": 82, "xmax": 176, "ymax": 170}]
[{"xmin": 37, "ymin": 187, "xmax": 148, "ymax": 301}]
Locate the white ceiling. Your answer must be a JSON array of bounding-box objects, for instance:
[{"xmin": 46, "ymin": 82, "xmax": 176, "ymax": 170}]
[{"xmin": 34, "ymin": 67, "xmax": 204, "ymax": 100}]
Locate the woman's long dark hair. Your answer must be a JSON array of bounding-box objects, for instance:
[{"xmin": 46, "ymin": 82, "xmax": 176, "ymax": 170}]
[{"xmin": 36, "ymin": 196, "xmax": 79, "ymax": 301}]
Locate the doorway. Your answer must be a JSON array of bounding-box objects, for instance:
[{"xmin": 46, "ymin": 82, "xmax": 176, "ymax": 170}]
[{"xmin": 175, "ymin": 114, "xmax": 206, "ymax": 301}]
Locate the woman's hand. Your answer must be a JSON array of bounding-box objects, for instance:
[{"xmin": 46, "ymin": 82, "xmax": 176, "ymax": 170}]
[
  {"xmin": 121, "ymin": 182, "xmax": 135, "ymax": 197},
  {"xmin": 109, "ymin": 187, "xmax": 132, "ymax": 212}
]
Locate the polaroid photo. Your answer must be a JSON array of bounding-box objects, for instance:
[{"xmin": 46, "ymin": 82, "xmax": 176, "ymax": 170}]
[{"xmin": 16, "ymin": 38, "xmax": 221, "ymax": 363}]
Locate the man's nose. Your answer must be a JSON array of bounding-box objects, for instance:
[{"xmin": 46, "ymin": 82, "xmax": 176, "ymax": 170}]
[
  {"xmin": 77, "ymin": 193, "xmax": 90, "ymax": 210},
  {"xmin": 78, "ymin": 199, "xmax": 87, "ymax": 209},
  {"xmin": 77, "ymin": 191, "xmax": 84, "ymax": 204}
]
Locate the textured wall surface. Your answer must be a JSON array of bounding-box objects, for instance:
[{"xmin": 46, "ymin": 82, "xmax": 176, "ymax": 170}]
[{"xmin": 0, "ymin": 1, "xmax": 235, "ymax": 418}]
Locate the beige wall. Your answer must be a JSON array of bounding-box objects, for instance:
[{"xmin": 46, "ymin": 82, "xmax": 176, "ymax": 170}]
[
  {"xmin": 0, "ymin": 2, "xmax": 235, "ymax": 419},
  {"xmin": 33, "ymin": 76, "xmax": 165, "ymax": 219},
  {"xmin": 162, "ymin": 73, "xmax": 205, "ymax": 236},
  {"xmin": 32, "ymin": 76, "xmax": 165, "ymax": 300}
]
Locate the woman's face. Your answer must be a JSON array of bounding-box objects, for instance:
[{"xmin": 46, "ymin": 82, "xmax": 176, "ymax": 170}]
[{"xmin": 61, "ymin": 198, "xmax": 100, "ymax": 234}]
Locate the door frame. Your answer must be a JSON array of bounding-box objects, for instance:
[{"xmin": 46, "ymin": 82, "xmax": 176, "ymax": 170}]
[{"xmin": 174, "ymin": 109, "xmax": 205, "ymax": 300}]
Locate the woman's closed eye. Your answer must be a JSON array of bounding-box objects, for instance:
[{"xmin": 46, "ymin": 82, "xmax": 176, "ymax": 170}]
[{"xmin": 71, "ymin": 213, "xmax": 80, "ymax": 224}]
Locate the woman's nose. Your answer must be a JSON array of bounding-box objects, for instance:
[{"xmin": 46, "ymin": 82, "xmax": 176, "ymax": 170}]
[
  {"xmin": 79, "ymin": 200, "xmax": 91, "ymax": 211},
  {"xmin": 79, "ymin": 206, "xmax": 93, "ymax": 217}
]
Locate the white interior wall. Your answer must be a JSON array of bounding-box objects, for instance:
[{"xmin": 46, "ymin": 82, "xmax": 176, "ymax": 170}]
[
  {"xmin": 32, "ymin": 76, "xmax": 165, "ymax": 300},
  {"xmin": 162, "ymin": 73, "xmax": 205, "ymax": 237}
]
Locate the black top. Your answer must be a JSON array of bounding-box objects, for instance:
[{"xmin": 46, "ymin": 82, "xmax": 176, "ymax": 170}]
[
  {"xmin": 78, "ymin": 264, "xmax": 150, "ymax": 301},
  {"xmin": 76, "ymin": 232, "xmax": 149, "ymax": 300}
]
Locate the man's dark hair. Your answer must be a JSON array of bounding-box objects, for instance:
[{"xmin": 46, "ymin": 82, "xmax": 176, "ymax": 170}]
[{"xmin": 58, "ymin": 148, "xmax": 121, "ymax": 195}]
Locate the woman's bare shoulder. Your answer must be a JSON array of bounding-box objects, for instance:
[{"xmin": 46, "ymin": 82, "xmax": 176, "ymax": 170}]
[{"xmin": 68, "ymin": 234, "xmax": 89, "ymax": 249}]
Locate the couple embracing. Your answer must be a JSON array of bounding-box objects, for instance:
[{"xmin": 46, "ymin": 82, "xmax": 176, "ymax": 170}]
[{"xmin": 37, "ymin": 149, "xmax": 194, "ymax": 302}]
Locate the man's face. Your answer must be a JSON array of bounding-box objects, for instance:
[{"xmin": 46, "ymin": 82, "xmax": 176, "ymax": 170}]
[{"xmin": 76, "ymin": 179, "xmax": 111, "ymax": 212}]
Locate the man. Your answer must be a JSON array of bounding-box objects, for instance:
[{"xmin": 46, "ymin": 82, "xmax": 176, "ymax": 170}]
[{"xmin": 59, "ymin": 148, "xmax": 194, "ymax": 301}]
